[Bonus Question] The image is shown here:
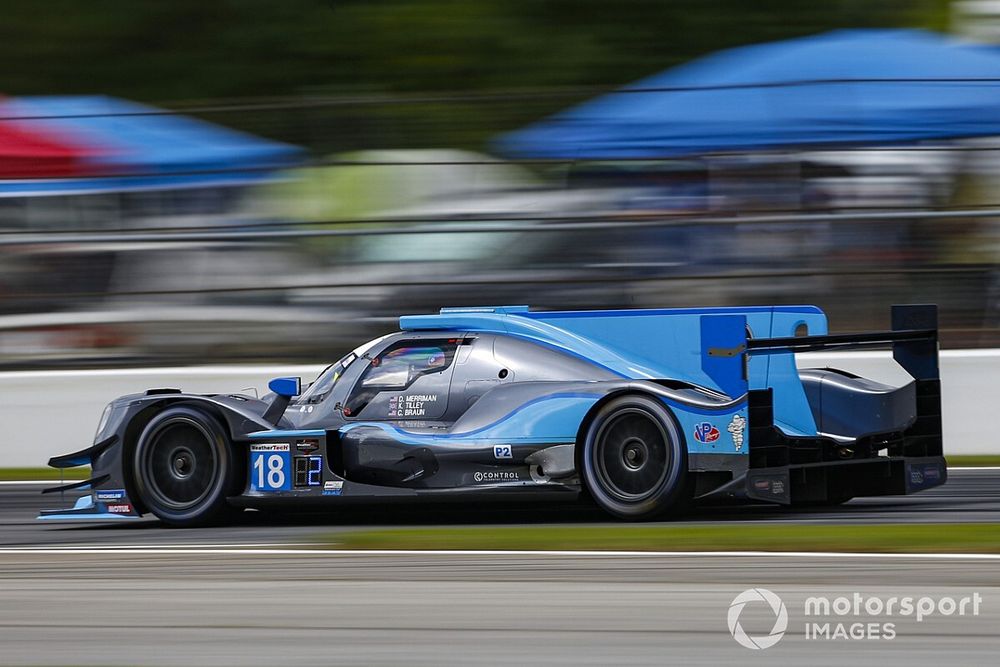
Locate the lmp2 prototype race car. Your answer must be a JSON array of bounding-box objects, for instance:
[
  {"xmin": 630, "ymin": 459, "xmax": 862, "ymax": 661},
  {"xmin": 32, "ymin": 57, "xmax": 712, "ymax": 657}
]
[{"xmin": 41, "ymin": 304, "xmax": 946, "ymax": 526}]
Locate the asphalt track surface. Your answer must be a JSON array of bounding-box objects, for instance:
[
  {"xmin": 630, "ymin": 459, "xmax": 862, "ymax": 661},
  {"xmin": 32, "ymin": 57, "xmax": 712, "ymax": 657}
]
[
  {"xmin": 1, "ymin": 468, "xmax": 998, "ymax": 666},
  {"xmin": 5, "ymin": 468, "xmax": 1000, "ymax": 548}
]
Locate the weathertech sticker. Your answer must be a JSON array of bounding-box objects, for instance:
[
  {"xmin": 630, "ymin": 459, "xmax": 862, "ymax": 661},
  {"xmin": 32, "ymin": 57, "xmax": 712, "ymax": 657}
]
[{"xmin": 250, "ymin": 443, "xmax": 290, "ymax": 452}]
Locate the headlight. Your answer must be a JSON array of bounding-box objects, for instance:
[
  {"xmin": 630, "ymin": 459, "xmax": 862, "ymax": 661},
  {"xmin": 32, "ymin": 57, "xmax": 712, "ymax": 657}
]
[{"xmin": 95, "ymin": 403, "xmax": 113, "ymax": 440}]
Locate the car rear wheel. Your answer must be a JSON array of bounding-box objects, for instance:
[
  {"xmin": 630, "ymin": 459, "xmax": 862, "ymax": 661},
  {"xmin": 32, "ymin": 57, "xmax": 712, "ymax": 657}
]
[
  {"xmin": 133, "ymin": 406, "xmax": 239, "ymax": 527},
  {"xmin": 581, "ymin": 395, "xmax": 690, "ymax": 520}
]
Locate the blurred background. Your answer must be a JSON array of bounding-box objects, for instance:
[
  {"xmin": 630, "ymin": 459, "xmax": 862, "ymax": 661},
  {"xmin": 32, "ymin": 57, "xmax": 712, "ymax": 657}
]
[{"xmin": 4, "ymin": 0, "xmax": 1000, "ymax": 369}]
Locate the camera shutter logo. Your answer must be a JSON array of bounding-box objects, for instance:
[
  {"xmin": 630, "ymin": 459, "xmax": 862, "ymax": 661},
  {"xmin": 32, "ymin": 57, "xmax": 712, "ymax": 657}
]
[{"xmin": 727, "ymin": 588, "xmax": 788, "ymax": 650}]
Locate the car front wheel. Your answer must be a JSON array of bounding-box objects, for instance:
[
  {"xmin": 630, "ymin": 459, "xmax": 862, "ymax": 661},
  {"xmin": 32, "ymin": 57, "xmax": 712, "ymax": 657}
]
[{"xmin": 133, "ymin": 405, "xmax": 239, "ymax": 527}]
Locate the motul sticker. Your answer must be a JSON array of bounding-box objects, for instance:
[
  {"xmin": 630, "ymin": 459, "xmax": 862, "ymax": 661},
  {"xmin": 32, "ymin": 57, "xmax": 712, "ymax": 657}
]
[{"xmin": 693, "ymin": 422, "xmax": 721, "ymax": 444}]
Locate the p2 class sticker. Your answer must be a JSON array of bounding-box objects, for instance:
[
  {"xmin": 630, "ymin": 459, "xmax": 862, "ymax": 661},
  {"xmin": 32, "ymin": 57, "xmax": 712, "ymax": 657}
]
[
  {"xmin": 493, "ymin": 445, "xmax": 513, "ymax": 460},
  {"xmin": 323, "ymin": 480, "xmax": 344, "ymax": 496},
  {"xmin": 249, "ymin": 443, "xmax": 292, "ymax": 492},
  {"xmin": 693, "ymin": 422, "xmax": 721, "ymax": 444}
]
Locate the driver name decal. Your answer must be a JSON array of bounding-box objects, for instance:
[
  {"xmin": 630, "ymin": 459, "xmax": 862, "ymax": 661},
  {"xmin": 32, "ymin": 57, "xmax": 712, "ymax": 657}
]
[{"xmin": 388, "ymin": 394, "xmax": 438, "ymax": 417}]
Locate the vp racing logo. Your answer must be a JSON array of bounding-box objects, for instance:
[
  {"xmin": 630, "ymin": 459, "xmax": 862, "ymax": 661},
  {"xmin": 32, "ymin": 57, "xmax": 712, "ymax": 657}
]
[
  {"xmin": 693, "ymin": 421, "xmax": 720, "ymax": 444},
  {"xmin": 727, "ymin": 588, "xmax": 788, "ymax": 650}
]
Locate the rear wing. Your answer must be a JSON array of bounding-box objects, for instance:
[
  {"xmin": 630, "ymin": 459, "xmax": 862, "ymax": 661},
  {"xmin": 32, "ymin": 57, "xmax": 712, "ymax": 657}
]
[
  {"xmin": 744, "ymin": 304, "xmax": 939, "ymax": 381},
  {"xmin": 701, "ymin": 304, "xmax": 939, "ymax": 397}
]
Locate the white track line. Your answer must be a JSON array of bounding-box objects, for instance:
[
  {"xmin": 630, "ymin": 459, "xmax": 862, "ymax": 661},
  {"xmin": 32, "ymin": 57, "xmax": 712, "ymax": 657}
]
[{"xmin": 0, "ymin": 547, "xmax": 998, "ymax": 560}]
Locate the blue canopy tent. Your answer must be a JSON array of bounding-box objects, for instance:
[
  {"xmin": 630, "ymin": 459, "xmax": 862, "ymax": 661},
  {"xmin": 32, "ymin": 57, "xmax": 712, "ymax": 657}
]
[
  {"xmin": 498, "ymin": 29, "xmax": 1000, "ymax": 158},
  {"xmin": 0, "ymin": 96, "xmax": 303, "ymax": 195}
]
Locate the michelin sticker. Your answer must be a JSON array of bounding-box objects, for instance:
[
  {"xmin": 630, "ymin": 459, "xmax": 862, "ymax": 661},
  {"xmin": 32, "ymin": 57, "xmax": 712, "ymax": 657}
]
[
  {"xmin": 728, "ymin": 414, "xmax": 746, "ymax": 452},
  {"xmin": 95, "ymin": 489, "xmax": 126, "ymax": 501},
  {"xmin": 388, "ymin": 394, "xmax": 438, "ymax": 417}
]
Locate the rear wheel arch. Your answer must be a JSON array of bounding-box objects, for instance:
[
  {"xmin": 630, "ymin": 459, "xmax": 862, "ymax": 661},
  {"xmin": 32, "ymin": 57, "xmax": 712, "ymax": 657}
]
[
  {"xmin": 576, "ymin": 390, "xmax": 691, "ymax": 520},
  {"xmin": 575, "ymin": 389, "xmax": 683, "ymax": 472}
]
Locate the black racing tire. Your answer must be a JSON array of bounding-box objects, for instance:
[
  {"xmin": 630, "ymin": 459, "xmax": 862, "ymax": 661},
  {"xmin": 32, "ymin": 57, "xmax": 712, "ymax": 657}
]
[
  {"xmin": 581, "ymin": 395, "xmax": 690, "ymax": 521},
  {"xmin": 132, "ymin": 405, "xmax": 240, "ymax": 527}
]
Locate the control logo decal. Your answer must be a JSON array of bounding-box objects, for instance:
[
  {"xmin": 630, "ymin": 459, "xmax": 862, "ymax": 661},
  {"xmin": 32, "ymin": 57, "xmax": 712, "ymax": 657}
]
[
  {"xmin": 693, "ymin": 422, "xmax": 721, "ymax": 444},
  {"xmin": 473, "ymin": 471, "xmax": 519, "ymax": 483}
]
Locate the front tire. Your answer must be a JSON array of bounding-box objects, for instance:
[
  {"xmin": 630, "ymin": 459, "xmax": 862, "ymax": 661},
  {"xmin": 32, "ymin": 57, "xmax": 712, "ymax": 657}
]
[
  {"xmin": 133, "ymin": 406, "xmax": 239, "ymax": 527},
  {"xmin": 581, "ymin": 395, "xmax": 689, "ymax": 520}
]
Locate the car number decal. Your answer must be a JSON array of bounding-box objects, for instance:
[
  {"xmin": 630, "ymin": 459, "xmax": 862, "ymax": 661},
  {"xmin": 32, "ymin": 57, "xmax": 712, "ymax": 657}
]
[{"xmin": 250, "ymin": 443, "xmax": 291, "ymax": 492}]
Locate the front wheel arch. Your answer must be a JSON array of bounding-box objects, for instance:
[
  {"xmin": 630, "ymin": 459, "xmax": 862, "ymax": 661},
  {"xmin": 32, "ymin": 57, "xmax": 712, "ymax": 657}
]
[
  {"xmin": 122, "ymin": 400, "xmax": 246, "ymax": 515},
  {"xmin": 128, "ymin": 403, "xmax": 242, "ymax": 526}
]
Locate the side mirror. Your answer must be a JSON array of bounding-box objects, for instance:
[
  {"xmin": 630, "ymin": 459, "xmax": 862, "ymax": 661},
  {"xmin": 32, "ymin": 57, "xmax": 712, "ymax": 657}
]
[{"xmin": 268, "ymin": 376, "xmax": 301, "ymax": 398}]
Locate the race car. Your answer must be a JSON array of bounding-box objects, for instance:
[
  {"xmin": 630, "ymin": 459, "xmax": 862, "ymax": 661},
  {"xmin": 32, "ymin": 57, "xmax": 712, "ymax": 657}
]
[{"xmin": 40, "ymin": 304, "xmax": 946, "ymax": 526}]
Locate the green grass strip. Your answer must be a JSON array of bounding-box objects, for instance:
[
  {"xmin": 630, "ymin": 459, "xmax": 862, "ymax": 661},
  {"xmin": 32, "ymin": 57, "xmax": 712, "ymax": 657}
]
[
  {"xmin": 328, "ymin": 523, "xmax": 1000, "ymax": 554},
  {"xmin": 0, "ymin": 467, "xmax": 91, "ymax": 481},
  {"xmin": 947, "ymin": 455, "xmax": 1000, "ymax": 467}
]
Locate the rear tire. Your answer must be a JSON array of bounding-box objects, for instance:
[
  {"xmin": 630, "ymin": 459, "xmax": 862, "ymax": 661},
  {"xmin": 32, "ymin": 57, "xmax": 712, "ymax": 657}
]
[
  {"xmin": 133, "ymin": 406, "xmax": 239, "ymax": 527},
  {"xmin": 581, "ymin": 395, "xmax": 690, "ymax": 520}
]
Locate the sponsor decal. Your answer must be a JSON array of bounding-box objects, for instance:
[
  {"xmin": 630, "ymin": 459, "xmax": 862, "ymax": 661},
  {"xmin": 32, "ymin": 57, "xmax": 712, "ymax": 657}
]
[
  {"xmin": 751, "ymin": 476, "xmax": 786, "ymax": 497},
  {"xmin": 250, "ymin": 443, "xmax": 290, "ymax": 452},
  {"xmin": 911, "ymin": 469, "xmax": 924, "ymax": 484},
  {"xmin": 493, "ymin": 445, "xmax": 513, "ymax": 460},
  {"xmin": 106, "ymin": 503, "xmax": 133, "ymax": 514},
  {"xmin": 388, "ymin": 394, "xmax": 438, "ymax": 418},
  {"xmin": 295, "ymin": 439, "xmax": 320, "ymax": 453},
  {"xmin": 322, "ymin": 480, "xmax": 344, "ymax": 496},
  {"xmin": 693, "ymin": 422, "xmax": 721, "ymax": 444},
  {"xmin": 473, "ymin": 471, "xmax": 519, "ymax": 483},
  {"xmin": 95, "ymin": 489, "xmax": 126, "ymax": 501},
  {"xmin": 727, "ymin": 413, "xmax": 746, "ymax": 452}
]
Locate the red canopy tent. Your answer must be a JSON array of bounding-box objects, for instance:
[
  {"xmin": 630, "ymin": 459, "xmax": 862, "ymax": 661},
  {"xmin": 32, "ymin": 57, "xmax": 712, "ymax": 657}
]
[{"xmin": 0, "ymin": 104, "xmax": 102, "ymax": 178}]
